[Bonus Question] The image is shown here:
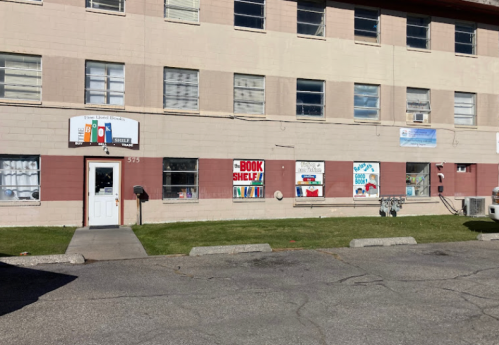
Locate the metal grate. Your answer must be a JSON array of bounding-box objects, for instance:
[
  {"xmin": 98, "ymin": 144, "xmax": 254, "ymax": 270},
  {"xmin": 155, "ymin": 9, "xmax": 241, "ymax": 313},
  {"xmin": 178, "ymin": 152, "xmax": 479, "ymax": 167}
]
[{"xmin": 465, "ymin": 197, "xmax": 486, "ymax": 217}]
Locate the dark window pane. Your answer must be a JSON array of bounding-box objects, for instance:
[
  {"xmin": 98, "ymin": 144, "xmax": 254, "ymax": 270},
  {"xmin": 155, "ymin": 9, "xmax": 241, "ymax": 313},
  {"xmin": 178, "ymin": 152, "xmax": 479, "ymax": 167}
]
[
  {"xmin": 407, "ymin": 16, "xmax": 428, "ymax": 26},
  {"xmin": 163, "ymin": 172, "xmax": 197, "ymax": 186},
  {"xmin": 95, "ymin": 167, "xmax": 113, "ymax": 195},
  {"xmin": 354, "ymin": 95, "xmax": 378, "ymax": 108},
  {"xmin": 297, "ymin": 79, "xmax": 323, "ymax": 92},
  {"xmin": 297, "ymin": 11, "xmax": 324, "ymax": 25},
  {"xmin": 298, "ymin": 2, "xmax": 324, "ymax": 12},
  {"xmin": 298, "ymin": 23, "xmax": 323, "ymax": 36},
  {"xmin": 355, "ymin": 8, "xmax": 378, "ymax": 20},
  {"xmin": 407, "ymin": 37, "xmax": 427, "ymax": 49},
  {"xmin": 456, "ymin": 32, "xmax": 473, "ymax": 44},
  {"xmin": 234, "ymin": 2, "xmax": 264, "ymax": 17},
  {"xmin": 355, "ymin": 17, "xmax": 378, "ymax": 34},
  {"xmin": 456, "ymin": 25, "xmax": 474, "ymax": 34},
  {"xmin": 163, "ymin": 158, "xmax": 197, "ymax": 171},
  {"xmin": 235, "ymin": 15, "xmax": 264, "ymax": 29},
  {"xmin": 407, "ymin": 25, "xmax": 427, "ymax": 39},
  {"xmin": 455, "ymin": 43, "xmax": 473, "ymax": 54},
  {"xmin": 297, "ymin": 92, "xmax": 323, "ymax": 105},
  {"xmin": 296, "ymin": 105, "xmax": 323, "ymax": 116}
]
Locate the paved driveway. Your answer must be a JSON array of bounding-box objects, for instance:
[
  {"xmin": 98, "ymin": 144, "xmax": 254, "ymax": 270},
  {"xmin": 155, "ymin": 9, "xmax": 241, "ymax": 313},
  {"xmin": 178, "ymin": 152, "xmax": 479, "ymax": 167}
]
[{"xmin": 2, "ymin": 241, "xmax": 499, "ymax": 345}]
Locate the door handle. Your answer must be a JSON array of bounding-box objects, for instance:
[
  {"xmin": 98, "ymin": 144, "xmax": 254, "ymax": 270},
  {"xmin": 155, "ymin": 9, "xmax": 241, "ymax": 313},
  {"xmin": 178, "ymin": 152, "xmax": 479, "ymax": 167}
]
[{"xmin": 115, "ymin": 198, "xmax": 119, "ymax": 206}]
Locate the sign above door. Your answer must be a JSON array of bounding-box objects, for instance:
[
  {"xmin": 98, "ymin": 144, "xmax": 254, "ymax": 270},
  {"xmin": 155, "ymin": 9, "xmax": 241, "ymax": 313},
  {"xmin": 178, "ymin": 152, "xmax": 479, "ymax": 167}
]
[{"xmin": 68, "ymin": 115, "xmax": 139, "ymax": 150}]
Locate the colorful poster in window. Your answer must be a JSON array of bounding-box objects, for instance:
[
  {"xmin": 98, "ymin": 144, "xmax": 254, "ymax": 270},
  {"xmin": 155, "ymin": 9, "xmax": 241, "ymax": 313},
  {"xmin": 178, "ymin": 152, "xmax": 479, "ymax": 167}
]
[
  {"xmin": 353, "ymin": 162, "xmax": 380, "ymax": 198},
  {"xmin": 296, "ymin": 161, "xmax": 324, "ymax": 197},
  {"xmin": 400, "ymin": 128, "xmax": 436, "ymax": 148},
  {"xmin": 69, "ymin": 115, "xmax": 139, "ymax": 150},
  {"xmin": 233, "ymin": 160, "xmax": 264, "ymax": 198}
]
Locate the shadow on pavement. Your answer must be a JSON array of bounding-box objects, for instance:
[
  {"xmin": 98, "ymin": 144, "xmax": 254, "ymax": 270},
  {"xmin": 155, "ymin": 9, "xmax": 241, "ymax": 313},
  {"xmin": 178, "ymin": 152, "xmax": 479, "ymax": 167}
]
[
  {"xmin": 464, "ymin": 220, "xmax": 499, "ymax": 234},
  {"xmin": 0, "ymin": 263, "xmax": 77, "ymax": 316}
]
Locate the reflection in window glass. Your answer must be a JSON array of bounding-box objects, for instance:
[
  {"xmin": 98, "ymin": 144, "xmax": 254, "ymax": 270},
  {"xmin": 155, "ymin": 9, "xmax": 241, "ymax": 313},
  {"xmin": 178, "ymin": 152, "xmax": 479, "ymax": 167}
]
[
  {"xmin": 234, "ymin": 0, "xmax": 265, "ymax": 29},
  {"xmin": 0, "ymin": 53, "xmax": 42, "ymax": 101},
  {"xmin": 86, "ymin": 0, "xmax": 125, "ymax": 12},
  {"xmin": 297, "ymin": 1, "xmax": 325, "ymax": 37},
  {"xmin": 234, "ymin": 74, "xmax": 265, "ymax": 115},
  {"xmin": 406, "ymin": 163, "xmax": 430, "ymax": 197},
  {"xmin": 296, "ymin": 79, "xmax": 324, "ymax": 117},
  {"xmin": 454, "ymin": 92, "xmax": 476, "ymax": 126},
  {"xmin": 407, "ymin": 16, "xmax": 430, "ymax": 49},
  {"xmin": 95, "ymin": 167, "xmax": 113, "ymax": 196},
  {"xmin": 455, "ymin": 24, "xmax": 475, "ymax": 55},
  {"xmin": 163, "ymin": 158, "xmax": 198, "ymax": 199},
  {"xmin": 354, "ymin": 8, "xmax": 379, "ymax": 43},
  {"xmin": 85, "ymin": 61, "xmax": 124, "ymax": 106},
  {"xmin": 354, "ymin": 84, "xmax": 379, "ymax": 120}
]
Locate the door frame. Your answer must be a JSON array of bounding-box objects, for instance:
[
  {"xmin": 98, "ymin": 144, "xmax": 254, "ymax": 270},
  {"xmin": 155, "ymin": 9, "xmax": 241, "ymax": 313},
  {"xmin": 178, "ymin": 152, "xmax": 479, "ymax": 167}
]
[{"xmin": 84, "ymin": 158, "xmax": 124, "ymax": 227}]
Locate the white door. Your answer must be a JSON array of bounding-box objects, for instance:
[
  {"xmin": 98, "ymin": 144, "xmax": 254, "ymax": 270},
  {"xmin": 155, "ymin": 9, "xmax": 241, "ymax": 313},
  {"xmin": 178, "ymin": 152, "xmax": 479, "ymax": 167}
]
[{"xmin": 88, "ymin": 162, "xmax": 120, "ymax": 226}]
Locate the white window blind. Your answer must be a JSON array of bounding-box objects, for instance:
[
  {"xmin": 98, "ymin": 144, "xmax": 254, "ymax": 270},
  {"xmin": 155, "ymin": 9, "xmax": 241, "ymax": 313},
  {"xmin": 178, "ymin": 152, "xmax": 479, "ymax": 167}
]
[
  {"xmin": 86, "ymin": 0, "xmax": 125, "ymax": 12},
  {"xmin": 454, "ymin": 92, "xmax": 476, "ymax": 126},
  {"xmin": 0, "ymin": 53, "xmax": 41, "ymax": 101},
  {"xmin": 165, "ymin": 0, "xmax": 200, "ymax": 22},
  {"xmin": 234, "ymin": 74, "xmax": 265, "ymax": 115},
  {"xmin": 85, "ymin": 61, "xmax": 125, "ymax": 106},
  {"xmin": 164, "ymin": 68, "xmax": 199, "ymax": 111},
  {"xmin": 407, "ymin": 88, "xmax": 430, "ymax": 113}
]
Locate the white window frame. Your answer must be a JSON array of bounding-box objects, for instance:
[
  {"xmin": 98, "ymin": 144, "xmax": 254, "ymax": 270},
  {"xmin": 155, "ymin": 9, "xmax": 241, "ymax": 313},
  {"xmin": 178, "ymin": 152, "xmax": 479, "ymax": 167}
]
[
  {"xmin": 162, "ymin": 158, "xmax": 199, "ymax": 200},
  {"xmin": 0, "ymin": 155, "xmax": 41, "ymax": 202},
  {"xmin": 354, "ymin": 7, "xmax": 379, "ymax": 43},
  {"xmin": 296, "ymin": 78, "xmax": 325, "ymax": 117},
  {"xmin": 454, "ymin": 92, "xmax": 476, "ymax": 126},
  {"xmin": 85, "ymin": 61, "xmax": 125, "ymax": 106},
  {"xmin": 164, "ymin": 67, "xmax": 199, "ymax": 111},
  {"xmin": 297, "ymin": 1, "xmax": 325, "ymax": 37},
  {"xmin": 0, "ymin": 53, "xmax": 42, "ymax": 102},
  {"xmin": 234, "ymin": 0, "xmax": 266, "ymax": 30},
  {"xmin": 164, "ymin": 0, "xmax": 200, "ymax": 22},
  {"xmin": 234, "ymin": 74, "xmax": 265, "ymax": 115},
  {"xmin": 86, "ymin": 0, "xmax": 125, "ymax": 13},
  {"xmin": 354, "ymin": 83, "xmax": 380, "ymax": 120},
  {"xmin": 406, "ymin": 163, "xmax": 430, "ymax": 197},
  {"xmin": 407, "ymin": 15, "xmax": 430, "ymax": 49},
  {"xmin": 455, "ymin": 22, "xmax": 476, "ymax": 55}
]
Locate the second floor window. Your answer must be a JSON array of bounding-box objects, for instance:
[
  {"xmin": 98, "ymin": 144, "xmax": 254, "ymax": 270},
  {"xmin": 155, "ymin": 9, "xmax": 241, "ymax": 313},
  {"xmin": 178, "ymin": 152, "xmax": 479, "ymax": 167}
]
[
  {"xmin": 407, "ymin": 16, "xmax": 430, "ymax": 49},
  {"xmin": 454, "ymin": 92, "xmax": 476, "ymax": 126},
  {"xmin": 354, "ymin": 8, "xmax": 379, "ymax": 43},
  {"xmin": 234, "ymin": 0, "xmax": 265, "ymax": 29},
  {"xmin": 297, "ymin": 1, "xmax": 325, "ymax": 37},
  {"xmin": 234, "ymin": 74, "xmax": 265, "ymax": 115},
  {"xmin": 165, "ymin": 0, "xmax": 200, "ymax": 22},
  {"xmin": 455, "ymin": 23, "xmax": 475, "ymax": 55},
  {"xmin": 354, "ymin": 84, "xmax": 379, "ymax": 120},
  {"xmin": 0, "ymin": 53, "xmax": 41, "ymax": 102},
  {"xmin": 164, "ymin": 68, "xmax": 199, "ymax": 111},
  {"xmin": 86, "ymin": 0, "xmax": 125, "ymax": 12},
  {"xmin": 407, "ymin": 88, "xmax": 430, "ymax": 123},
  {"xmin": 296, "ymin": 79, "xmax": 324, "ymax": 117},
  {"xmin": 85, "ymin": 61, "xmax": 125, "ymax": 106}
]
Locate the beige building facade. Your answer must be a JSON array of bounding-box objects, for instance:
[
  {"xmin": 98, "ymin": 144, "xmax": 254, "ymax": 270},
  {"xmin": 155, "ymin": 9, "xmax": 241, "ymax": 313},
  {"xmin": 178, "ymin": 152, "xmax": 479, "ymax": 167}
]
[{"xmin": 0, "ymin": 0, "xmax": 499, "ymax": 226}]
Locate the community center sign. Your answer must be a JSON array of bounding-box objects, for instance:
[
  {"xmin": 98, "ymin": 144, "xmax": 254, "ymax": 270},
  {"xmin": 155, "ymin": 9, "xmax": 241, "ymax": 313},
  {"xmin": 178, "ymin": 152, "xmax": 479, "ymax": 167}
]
[{"xmin": 68, "ymin": 115, "xmax": 139, "ymax": 150}]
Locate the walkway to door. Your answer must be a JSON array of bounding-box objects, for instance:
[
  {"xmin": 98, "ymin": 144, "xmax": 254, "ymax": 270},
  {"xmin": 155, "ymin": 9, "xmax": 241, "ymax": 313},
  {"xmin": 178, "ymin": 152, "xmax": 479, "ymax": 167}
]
[{"xmin": 65, "ymin": 227, "xmax": 148, "ymax": 261}]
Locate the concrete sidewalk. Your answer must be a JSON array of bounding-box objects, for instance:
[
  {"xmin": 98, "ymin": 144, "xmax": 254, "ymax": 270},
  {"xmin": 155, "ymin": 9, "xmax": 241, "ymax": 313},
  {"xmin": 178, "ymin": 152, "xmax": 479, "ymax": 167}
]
[{"xmin": 65, "ymin": 227, "xmax": 148, "ymax": 261}]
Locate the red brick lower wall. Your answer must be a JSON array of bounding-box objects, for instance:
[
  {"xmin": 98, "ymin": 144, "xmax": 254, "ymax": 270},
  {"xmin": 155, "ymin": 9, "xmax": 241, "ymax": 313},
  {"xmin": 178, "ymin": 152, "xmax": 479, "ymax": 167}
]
[
  {"xmin": 455, "ymin": 164, "xmax": 477, "ymax": 197},
  {"xmin": 431, "ymin": 162, "xmax": 454, "ymax": 197},
  {"xmin": 380, "ymin": 162, "xmax": 406, "ymax": 196},
  {"xmin": 265, "ymin": 160, "xmax": 295, "ymax": 198},
  {"xmin": 325, "ymin": 161, "xmax": 352, "ymax": 197},
  {"xmin": 199, "ymin": 159, "xmax": 233, "ymax": 199},
  {"xmin": 41, "ymin": 155, "xmax": 84, "ymax": 201},
  {"xmin": 477, "ymin": 164, "xmax": 498, "ymax": 196},
  {"xmin": 123, "ymin": 158, "xmax": 163, "ymax": 200}
]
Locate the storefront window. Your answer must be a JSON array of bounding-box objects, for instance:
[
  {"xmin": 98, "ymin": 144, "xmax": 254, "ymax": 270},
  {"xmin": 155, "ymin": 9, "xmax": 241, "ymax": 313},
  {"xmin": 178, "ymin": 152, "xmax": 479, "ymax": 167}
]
[
  {"xmin": 296, "ymin": 161, "xmax": 324, "ymax": 197},
  {"xmin": 0, "ymin": 155, "xmax": 40, "ymax": 201},
  {"xmin": 406, "ymin": 163, "xmax": 430, "ymax": 197},
  {"xmin": 353, "ymin": 162, "xmax": 379, "ymax": 198},
  {"xmin": 233, "ymin": 160, "xmax": 264, "ymax": 198},
  {"xmin": 163, "ymin": 158, "xmax": 198, "ymax": 199}
]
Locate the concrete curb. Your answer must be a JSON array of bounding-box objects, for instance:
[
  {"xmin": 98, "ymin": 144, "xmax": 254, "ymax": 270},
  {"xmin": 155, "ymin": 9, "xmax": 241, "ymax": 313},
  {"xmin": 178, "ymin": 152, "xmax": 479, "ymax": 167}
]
[
  {"xmin": 0, "ymin": 254, "xmax": 85, "ymax": 267},
  {"xmin": 477, "ymin": 233, "xmax": 499, "ymax": 241},
  {"xmin": 189, "ymin": 244, "xmax": 272, "ymax": 256},
  {"xmin": 350, "ymin": 237, "xmax": 417, "ymax": 248}
]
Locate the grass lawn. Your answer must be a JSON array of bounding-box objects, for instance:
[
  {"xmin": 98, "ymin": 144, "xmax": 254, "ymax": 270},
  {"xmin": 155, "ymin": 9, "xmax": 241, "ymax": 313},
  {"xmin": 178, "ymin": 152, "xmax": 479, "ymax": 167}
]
[
  {"xmin": 0, "ymin": 227, "xmax": 76, "ymax": 257},
  {"xmin": 132, "ymin": 215, "xmax": 499, "ymax": 256}
]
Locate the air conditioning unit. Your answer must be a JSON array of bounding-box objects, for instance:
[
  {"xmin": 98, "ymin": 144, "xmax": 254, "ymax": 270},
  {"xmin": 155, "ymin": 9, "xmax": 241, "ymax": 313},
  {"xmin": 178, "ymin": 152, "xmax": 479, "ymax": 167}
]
[
  {"xmin": 413, "ymin": 113, "xmax": 424, "ymax": 123},
  {"xmin": 464, "ymin": 197, "xmax": 486, "ymax": 217}
]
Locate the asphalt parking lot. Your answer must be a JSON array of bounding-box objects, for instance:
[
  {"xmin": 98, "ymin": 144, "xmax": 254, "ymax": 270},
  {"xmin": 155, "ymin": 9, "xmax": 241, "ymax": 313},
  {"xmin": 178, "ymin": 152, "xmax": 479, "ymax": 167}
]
[{"xmin": 2, "ymin": 241, "xmax": 499, "ymax": 345}]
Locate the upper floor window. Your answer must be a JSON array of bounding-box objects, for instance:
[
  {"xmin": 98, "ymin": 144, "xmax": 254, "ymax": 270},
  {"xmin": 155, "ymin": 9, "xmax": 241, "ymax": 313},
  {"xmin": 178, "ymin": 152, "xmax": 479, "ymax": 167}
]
[
  {"xmin": 0, "ymin": 155, "xmax": 40, "ymax": 201},
  {"xmin": 86, "ymin": 0, "xmax": 125, "ymax": 12},
  {"xmin": 164, "ymin": 68, "xmax": 199, "ymax": 111},
  {"xmin": 296, "ymin": 79, "xmax": 324, "ymax": 117},
  {"xmin": 234, "ymin": 74, "xmax": 265, "ymax": 115},
  {"xmin": 406, "ymin": 88, "xmax": 430, "ymax": 123},
  {"xmin": 455, "ymin": 23, "xmax": 475, "ymax": 55},
  {"xmin": 454, "ymin": 92, "xmax": 476, "ymax": 126},
  {"xmin": 297, "ymin": 1, "xmax": 325, "ymax": 37},
  {"xmin": 85, "ymin": 61, "xmax": 125, "ymax": 106},
  {"xmin": 354, "ymin": 84, "xmax": 379, "ymax": 120},
  {"xmin": 0, "ymin": 53, "xmax": 41, "ymax": 102},
  {"xmin": 354, "ymin": 8, "xmax": 379, "ymax": 43},
  {"xmin": 234, "ymin": 0, "xmax": 265, "ymax": 29},
  {"xmin": 165, "ymin": 0, "xmax": 200, "ymax": 22},
  {"xmin": 407, "ymin": 16, "xmax": 430, "ymax": 49}
]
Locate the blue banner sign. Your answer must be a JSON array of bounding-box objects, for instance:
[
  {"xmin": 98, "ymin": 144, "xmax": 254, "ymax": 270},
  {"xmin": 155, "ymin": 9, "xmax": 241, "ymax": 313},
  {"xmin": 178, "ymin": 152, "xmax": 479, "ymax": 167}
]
[{"xmin": 400, "ymin": 128, "xmax": 436, "ymax": 148}]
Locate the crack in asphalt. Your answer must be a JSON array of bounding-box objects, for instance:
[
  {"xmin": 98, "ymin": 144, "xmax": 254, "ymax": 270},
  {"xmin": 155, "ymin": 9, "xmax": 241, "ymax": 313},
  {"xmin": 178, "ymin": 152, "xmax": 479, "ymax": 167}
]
[{"xmin": 293, "ymin": 294, "xmax": 327, "ymax": 345}]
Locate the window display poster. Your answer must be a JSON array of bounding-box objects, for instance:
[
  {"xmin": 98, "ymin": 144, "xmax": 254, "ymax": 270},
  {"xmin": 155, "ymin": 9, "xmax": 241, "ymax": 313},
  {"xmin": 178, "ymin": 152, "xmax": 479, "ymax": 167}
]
[
  {"xmin": 233, "ymin": 160, "xmax": 264, "ymax": 198},
  {"xmin": 353, "ymin": 162, "xmax": 380, "ymax": 198},
  {"xmin": 296, "ymin": 161, "xmax": 324, "ymax": 197}
]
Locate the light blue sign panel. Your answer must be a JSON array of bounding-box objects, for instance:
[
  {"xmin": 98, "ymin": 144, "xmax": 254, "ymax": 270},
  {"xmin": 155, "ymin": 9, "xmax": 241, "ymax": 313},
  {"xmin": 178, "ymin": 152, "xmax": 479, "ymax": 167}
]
[{"xmin": 400, "ymin": 128, "xmax": 436, "ymax": 148}]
